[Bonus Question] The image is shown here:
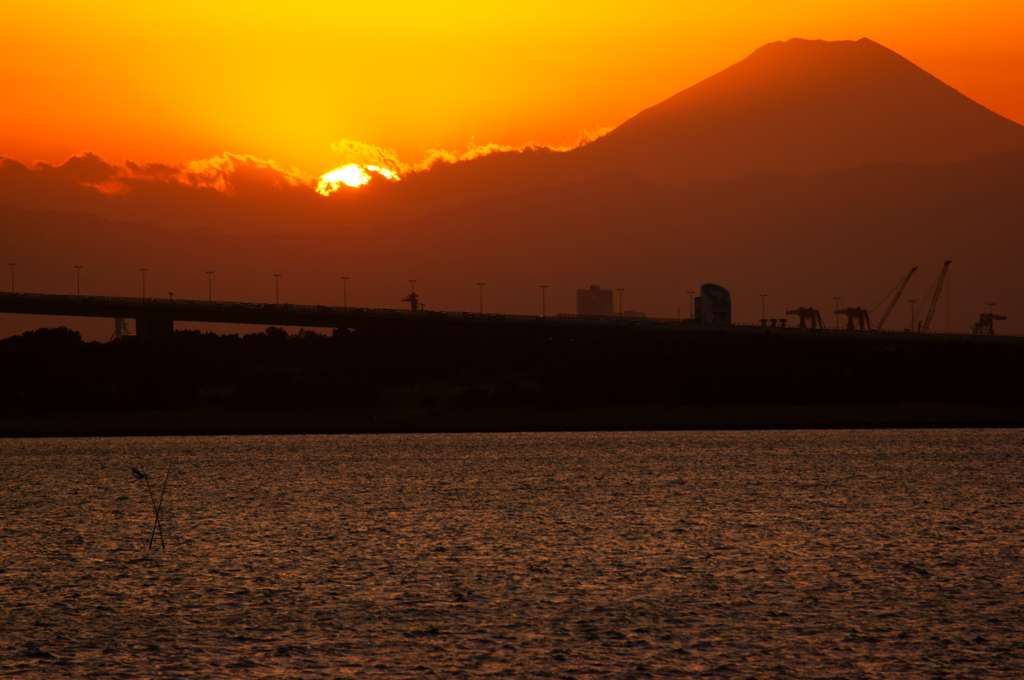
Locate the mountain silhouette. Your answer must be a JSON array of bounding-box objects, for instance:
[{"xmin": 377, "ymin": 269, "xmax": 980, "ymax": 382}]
[
  {"xmin": 333, "ymin": 38, "xmax": 1024, "ymax": 225},
  {"xmin": 568, "ymin": 38, "xmax": 1024, "ymax": 183}
]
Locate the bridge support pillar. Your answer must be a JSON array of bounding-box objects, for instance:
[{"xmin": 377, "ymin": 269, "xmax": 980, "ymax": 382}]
[{"xmin": 135, "ymin": 317, "xmax": 174, "ymax": 338}]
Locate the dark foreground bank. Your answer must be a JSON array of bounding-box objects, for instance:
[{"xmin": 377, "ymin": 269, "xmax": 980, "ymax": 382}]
[{"xmin": 2, "ymin": 322, "xmax": 1022, "ymax": 436}]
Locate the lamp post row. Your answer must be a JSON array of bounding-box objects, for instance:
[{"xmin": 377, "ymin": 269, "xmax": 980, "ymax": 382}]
[
  {"xmin": 95, "ymin": 269, "xmax": 344, "ymax": 305},
  {"xmin": 8, "ymin": 266, "xmax": 654, "ymax": 319},
  {"xmin": 12, "ymin": 266, "xmax": 922, "ymax": 326}
]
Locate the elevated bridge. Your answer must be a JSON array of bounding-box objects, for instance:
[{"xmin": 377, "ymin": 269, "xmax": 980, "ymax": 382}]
[
  {"xmin": 1, "ymin": 291, "xmax": 1020, "ymax": 344},
  {"xmin": 0, "ymin": 291, "xmax": 682, "ymax": 338}
]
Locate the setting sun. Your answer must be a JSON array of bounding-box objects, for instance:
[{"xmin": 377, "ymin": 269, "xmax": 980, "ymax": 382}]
[{"xmin": 316, "ymin": 164, "xmax": 397, "ymax": 195}]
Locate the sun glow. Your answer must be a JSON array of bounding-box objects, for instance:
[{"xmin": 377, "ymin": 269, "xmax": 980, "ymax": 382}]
[{"xmin": 316, "ymin": 164, "xmax": 397, "ymax": 195}]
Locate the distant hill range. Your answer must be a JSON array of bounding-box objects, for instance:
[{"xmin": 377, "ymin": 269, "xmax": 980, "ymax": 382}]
[{"xmin": 3, "ymin": 148, "xmax": 1023, "ymax": 339}]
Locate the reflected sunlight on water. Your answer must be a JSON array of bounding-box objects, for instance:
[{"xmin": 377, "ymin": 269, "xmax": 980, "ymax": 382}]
[{"xmin": 1, "ymin": 430, "xmax": 1023, "ymax": 677}]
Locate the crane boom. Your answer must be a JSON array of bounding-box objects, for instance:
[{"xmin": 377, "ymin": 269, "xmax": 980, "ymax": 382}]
[
  {"xmin": 921, "ymin": 260, "xmax": 952, "ymax": 332},
  {"xmin": 876, "ymin": 267, "xmax": 918, "ymax": 330}
]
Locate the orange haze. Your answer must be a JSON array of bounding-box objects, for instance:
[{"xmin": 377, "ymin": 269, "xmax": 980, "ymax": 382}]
[{"xmin": 4, "ymin": 1, "xmax": 1024, "ymax": 175}]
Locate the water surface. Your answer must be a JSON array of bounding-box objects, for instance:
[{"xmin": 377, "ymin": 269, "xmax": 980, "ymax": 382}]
[{"xmin": 2, "ymin": 430, "xmax": 1023, "ymax": 677}]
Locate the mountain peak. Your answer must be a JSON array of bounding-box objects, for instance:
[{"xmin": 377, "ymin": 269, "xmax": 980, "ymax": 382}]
[
  {"xmin": 733, "ymin": 36, "xmax": 927, "ymax": 86},
  {"xmin": 745, "ymin": 37, "xmax": 907, "ymax": 63},
  {"xmin": 572, "ymin": 38, "xmax": 1024, "ymax": 183}
]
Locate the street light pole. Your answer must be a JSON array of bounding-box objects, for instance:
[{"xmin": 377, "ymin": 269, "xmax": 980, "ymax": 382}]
[
  {"xmin": 617, "ymin": 288, "xmax": 625, "ymax": 320},
  {"xmin": 833, "ymin": 297, "xmax": 842, "ymax": 329},
  {"xmin": 477, "ymin": 283, "xmax": 485, "ymax": 314},
  {"xmin": 687, "ymin": 291, "xmax": 695, "ymax": 318},
  {"xmin": 341, "ymin": 276, "xmax": 349, "ymax": 308},
  {"xmin": 8, "ymin": 263, "xmax": 16, "ymax": 293},
  {"xmin": 273, "ymin": 274, "xmax": 281, "ymax": 305},
  {"xmin": 140, "ymin": 268, "xmax": 148, "ymax": 299},
  {"xmin": 75, "ymin": 265, "xmax": 82, "ymax": 295},
  {"xmin": 759, "ymin": 294, "xmax": 767, "ymax": 324},
  {"xmin": 206, "ymin": 271, "xmax": 214, "ymax": 301},
  {"xmin": 540, "ymin": 285, "xmax": 547, "ymax": 317}
]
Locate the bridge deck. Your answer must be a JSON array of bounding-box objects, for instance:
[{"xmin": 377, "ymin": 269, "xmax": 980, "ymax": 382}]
[{"xmin": 0, "ymin": 291, "xmax": 1018, "ymax": 343}]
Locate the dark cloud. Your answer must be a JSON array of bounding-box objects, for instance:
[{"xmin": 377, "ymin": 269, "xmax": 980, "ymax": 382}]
[
  {"xmin": 39, "ymin": 152, "xmax": 119, "ymax": 184},
  {"xmin": 0, "ymin": 153, "xmax": 348, "ymax": 235},
  {"xmin": 0, "ymin": 147, "xmax": 575, "ymax": 235}
]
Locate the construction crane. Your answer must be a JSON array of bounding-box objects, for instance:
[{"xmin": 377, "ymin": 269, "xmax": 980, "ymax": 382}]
[
  {"xmin": 972, "ymin": 312, "xmax": 1006, "ymax": 336},
  {"xmin": 921, "ymin": 260, "xmax": 951, "ymax": 332},
  {"xmin": 876, "ymin": 267, "xmax": 917, "ymax": 330},
  {"xmin": 836, "ymin": 307, "xmax": 872, "ymax": 331},
  {"xmin": 402, "ymin": 292, "xmax": 421, "ymax": 311},
  {"xmin": 786, "ymin": 307, "xmax": 826, "ymax": 329}
]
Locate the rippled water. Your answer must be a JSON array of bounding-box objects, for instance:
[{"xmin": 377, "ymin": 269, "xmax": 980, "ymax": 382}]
[{"xmin": 2, "ymin": 430, "xmax": 1023, "ymax": 678}]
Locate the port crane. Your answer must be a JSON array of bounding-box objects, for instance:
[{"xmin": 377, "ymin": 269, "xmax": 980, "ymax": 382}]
[
  {"xmin": 786, "ymin": 307, "xmax": 826, "ymax": 329},
  {"xmin": 835, "ymin": 307, "xmax": 872, "ymax": 331},
  {"xmin": 402, "ymin": 292, "xmax": 421, "ymax": 311},
  {"xmin": 920, "ymin": 260, "xmax": 951, "ymax": 332},
  {"xmin": 972, "ymin": 312, "xmax": 1006, "ymax": 336},
  {"xmin": 875, "ymin": 267, "xmax": 917, "ymax": 330}
]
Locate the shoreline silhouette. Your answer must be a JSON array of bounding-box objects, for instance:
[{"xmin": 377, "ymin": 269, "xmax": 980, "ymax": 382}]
[{"xmin": 2, "ymin": 323, "xmax": 1022, "ymax": 436}]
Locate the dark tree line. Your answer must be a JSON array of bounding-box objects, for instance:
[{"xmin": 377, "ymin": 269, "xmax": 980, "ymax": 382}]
[{"xmin": 1, "ymin": 320, "xmax": 1021, "ymax": 413}]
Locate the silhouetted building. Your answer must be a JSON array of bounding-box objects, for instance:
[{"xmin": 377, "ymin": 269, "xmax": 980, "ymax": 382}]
[
  {"xmin": 694, "ymin": 283, "xmax": 731, "ymax": 325},
  {"xmin": 577, "ymin": 285, "xmax": 614, "ymax": 316}
]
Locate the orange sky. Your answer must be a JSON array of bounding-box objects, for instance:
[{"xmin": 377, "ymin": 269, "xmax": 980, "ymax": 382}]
[{"xmin": 3, "ymin": 1, "xmax": 1024, "ymax": 176}]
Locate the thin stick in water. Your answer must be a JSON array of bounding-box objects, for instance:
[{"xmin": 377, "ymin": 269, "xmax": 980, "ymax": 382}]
[
  {"xmin": 149, "ymin": 462, "xmax": 173, "ymax": 550},
  {"xmin": 134, "ymin": 465, "xmax": 166, "ymax": 550}
]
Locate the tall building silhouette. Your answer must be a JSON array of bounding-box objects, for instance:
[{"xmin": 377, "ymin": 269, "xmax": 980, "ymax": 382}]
[
  {"xmin": 577, "ymin": 285, "xmax": 614, "ymax": 316},
  {"xmin": 694, "ymin": 283, "xmax": 731, "ymax": 325}
]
